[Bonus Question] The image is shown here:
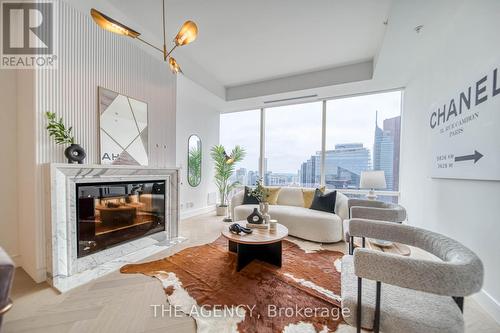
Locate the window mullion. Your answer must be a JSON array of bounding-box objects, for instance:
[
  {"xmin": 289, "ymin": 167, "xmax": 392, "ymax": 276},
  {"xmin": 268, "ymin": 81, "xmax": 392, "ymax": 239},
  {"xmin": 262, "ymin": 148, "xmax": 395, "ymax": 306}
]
[
  {"xmin": 320, "ymin": 100, "xmax": 326, "ymax": 187},
  {"xmin": 259, "ymin": 108, "xmax": 266, "ymax": 184}
]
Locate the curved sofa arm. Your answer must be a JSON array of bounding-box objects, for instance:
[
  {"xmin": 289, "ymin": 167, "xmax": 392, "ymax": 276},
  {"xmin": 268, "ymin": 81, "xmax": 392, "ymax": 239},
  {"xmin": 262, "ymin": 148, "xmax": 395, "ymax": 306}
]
[
  {"xmin": 349, "ymin": 219, "xmax": 483, "ymax": 296},
  {"xmin": 350, "ymin": 206, "xmax": 406, "ymax": 222},
  {"xmin": 230, "ymin": 190, "xmax": 245, "ymax": 219}
]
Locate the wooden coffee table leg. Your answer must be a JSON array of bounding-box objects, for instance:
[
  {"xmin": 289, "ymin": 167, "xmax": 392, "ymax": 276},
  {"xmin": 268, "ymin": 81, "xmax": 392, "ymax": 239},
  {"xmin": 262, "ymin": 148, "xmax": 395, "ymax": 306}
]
[{"xmin": 228, "ymin": 240, "xmax": 237, "ymax": 253}]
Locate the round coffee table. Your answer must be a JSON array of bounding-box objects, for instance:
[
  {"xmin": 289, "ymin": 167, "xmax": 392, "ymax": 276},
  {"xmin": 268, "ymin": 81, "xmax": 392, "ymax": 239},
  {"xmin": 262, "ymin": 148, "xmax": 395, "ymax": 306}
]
[{"xmin": 221, "ymin": 222, "xmax": 288, "ymax": 271}]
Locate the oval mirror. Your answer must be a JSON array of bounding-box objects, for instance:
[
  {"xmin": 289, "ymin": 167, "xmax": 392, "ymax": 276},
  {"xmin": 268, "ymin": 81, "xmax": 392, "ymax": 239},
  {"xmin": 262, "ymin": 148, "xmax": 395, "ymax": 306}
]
[{"xmin": 187, "ymin": 135, "xmax": 202, "ymax": 187}]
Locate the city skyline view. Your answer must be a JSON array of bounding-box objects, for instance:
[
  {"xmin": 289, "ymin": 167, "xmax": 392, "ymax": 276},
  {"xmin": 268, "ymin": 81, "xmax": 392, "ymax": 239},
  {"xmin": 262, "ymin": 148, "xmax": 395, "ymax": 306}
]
[{"xmin": 220, "ymin": 91, "xmax": 402, "ymax": 191}]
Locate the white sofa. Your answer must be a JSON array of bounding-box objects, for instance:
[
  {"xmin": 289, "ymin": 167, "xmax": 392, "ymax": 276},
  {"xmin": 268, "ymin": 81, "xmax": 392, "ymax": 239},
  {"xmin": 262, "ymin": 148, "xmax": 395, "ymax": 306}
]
[{"xmin": 231, "ymin": 187, "xmax": 348, "ymax": 243}]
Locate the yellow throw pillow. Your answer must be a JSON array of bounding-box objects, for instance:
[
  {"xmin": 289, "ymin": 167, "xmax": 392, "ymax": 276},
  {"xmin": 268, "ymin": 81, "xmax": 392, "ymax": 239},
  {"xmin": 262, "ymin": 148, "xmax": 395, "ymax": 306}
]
[
  {"xmin": 264, "ymin": 187, "xmax": 281, "ymax": 205},
  {"xmin": 302, "ymin": 187, "xmax": 325, "ymax": 208}
]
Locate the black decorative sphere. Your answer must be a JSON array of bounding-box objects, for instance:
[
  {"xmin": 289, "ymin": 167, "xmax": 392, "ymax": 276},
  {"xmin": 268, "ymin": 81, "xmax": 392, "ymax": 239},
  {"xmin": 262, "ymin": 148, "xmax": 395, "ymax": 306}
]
[{"xmin": 64, "ymin": 144, "xmax": 86, "ymax": 164}]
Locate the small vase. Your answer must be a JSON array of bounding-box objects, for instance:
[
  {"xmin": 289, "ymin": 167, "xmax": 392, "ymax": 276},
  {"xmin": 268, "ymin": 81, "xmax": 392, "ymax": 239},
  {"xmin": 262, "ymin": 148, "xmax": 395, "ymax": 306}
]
[
  {"xmin": 259, "ymin": 202, "xmax": 270, "ymax": 224},
  {"xmin": 64, "ymin": 144, "xmax": 86, "ymax": 164},
  {"xmin": 247, "ymin": 208, "xmax": 264, "ymax": 224}
]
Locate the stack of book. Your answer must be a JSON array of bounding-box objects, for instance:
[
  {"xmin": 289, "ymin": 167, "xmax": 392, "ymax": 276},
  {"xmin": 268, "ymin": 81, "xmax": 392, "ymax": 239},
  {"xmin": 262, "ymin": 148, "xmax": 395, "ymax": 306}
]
[{"xmin": 246, "ymin": 223, "xmax": 269, "ymax": 229}]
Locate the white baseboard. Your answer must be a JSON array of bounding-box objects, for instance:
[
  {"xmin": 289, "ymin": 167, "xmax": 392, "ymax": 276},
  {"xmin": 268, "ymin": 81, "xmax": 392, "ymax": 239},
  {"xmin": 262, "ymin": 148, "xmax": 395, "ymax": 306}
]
[
  {"xmin": 181, "ymin": 205, "xmax": 216, "ymax": 220},
  {"xmin": 10, "ymin": 254, "xmax": 22, "ymax": 267},
  {"xmin": 473, "ymin": 288, "xmax": 500, "ymax": 325}
]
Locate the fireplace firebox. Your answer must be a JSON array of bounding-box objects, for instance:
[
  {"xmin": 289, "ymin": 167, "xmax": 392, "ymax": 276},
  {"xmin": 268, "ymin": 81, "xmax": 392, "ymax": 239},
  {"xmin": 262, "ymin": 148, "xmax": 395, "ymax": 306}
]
[{"xmin": 76, "ymin": 180, "xmax": 166, "ymax": 258}]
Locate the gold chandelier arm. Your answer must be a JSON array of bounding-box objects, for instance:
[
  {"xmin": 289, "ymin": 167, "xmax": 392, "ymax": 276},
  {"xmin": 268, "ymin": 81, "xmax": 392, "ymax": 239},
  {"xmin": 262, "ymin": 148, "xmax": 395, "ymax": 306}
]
[
  {"xmin": 165, "ymin": 45, "xmax": 177, "ymax": 58},
  {"xmin": 162, "ymin": 0, "xmax": 167, "ymax": 61},
  {"xmin": 136, "ymin": 37, "xmax": 164, "ymax": 54},
  {"xmin": 135, "ymin": 36, "xmax": 178, "ymax": 62}
]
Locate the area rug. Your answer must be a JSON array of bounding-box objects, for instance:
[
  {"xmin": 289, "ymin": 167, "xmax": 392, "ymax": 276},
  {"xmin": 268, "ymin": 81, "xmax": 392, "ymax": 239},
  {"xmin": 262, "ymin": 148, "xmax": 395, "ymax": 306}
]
[{"xmin": 120, "ymin": 236, "xmax": 345, "ymax": 333}]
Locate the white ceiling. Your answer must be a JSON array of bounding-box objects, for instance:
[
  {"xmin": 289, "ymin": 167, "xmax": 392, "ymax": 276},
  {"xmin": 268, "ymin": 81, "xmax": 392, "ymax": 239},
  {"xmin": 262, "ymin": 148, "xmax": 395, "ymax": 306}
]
[{"xmin": 106, "ymin": 0, "xmax": 392, "ymax": 88}]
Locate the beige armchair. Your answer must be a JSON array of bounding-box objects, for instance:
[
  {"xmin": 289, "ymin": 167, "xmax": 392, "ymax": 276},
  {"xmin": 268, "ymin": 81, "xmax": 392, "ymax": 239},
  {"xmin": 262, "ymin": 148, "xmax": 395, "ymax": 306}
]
[
  {"xmin": 344, "ymin": 199, "xmax": 406, "ymax": 254},
  {"xmin": 342, "ymin": 219, "xmax": 483, "ymax": 333}
]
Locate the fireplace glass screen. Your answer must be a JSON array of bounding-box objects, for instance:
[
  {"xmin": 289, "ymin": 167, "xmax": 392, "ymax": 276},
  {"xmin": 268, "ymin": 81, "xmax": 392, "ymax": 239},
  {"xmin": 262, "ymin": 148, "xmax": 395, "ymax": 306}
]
[{"xmin": 76, "ymin": 180, "xmax": 166, "ymax": 258}]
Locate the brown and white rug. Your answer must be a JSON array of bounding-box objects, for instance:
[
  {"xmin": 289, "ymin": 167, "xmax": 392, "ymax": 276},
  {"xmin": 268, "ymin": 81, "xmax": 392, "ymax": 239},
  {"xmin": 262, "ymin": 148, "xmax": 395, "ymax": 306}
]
[{"xmin": 120, "ymin": 236, "xmax": 345, "ymax": 333}]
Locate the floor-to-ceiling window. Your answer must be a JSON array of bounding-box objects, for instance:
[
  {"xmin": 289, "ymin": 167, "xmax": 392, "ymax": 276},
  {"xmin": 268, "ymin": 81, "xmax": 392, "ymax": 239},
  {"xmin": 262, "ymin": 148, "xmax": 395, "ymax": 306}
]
[
  {"xmin": 265, "ymin": 102, "xmax": 322, "ymax": 187},
  {"xmin": 219, "ymin": 90, "xmax": 402, "ymax": 200},
  {"xmin": 325, "ymin": 91, "xmax": 401, "ymax": 202},
  {"xmin": 220, "ymin": 109, "xmax": 261, "ymax": 186}
]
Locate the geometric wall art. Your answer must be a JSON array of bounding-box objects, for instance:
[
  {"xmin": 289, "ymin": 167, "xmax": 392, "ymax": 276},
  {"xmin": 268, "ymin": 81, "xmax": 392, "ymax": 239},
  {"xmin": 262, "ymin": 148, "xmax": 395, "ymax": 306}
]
[{"xmin": 98, "ymin": 87, "xmax": 149, "ymax": 165}]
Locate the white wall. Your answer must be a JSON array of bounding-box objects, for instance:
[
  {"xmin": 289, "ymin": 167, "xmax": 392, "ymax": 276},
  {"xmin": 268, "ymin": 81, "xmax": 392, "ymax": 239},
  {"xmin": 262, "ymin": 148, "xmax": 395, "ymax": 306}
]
[
  {"xmin": 400, "ymin": 0, "xmax": 500, "ymax": 322},
  {"xmin": 0, "ymin": 70, "xmax": 19, "ymax": 265},
  {"xmin": 176, "ymin": 76, "xmax": 221, "ymax": 218}
]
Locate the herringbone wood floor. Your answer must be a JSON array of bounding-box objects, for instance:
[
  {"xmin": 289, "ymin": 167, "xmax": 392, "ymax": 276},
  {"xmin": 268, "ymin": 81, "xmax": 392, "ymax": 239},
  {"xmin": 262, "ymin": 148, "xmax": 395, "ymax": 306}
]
[{"xmin": 3, "ymin": 213, "xmax": 500, "ymax": 333}]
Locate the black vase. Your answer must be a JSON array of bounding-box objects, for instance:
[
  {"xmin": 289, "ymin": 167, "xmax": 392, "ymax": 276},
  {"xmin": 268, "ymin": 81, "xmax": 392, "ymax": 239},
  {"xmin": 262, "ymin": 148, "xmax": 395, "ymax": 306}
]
[
  {"xmin": 247, "ymin": 208, "xmax": 264, "ymax": 224},
  {"xmin": 64, "ymin": 144, "xmax": 86, "ymax": 164}
]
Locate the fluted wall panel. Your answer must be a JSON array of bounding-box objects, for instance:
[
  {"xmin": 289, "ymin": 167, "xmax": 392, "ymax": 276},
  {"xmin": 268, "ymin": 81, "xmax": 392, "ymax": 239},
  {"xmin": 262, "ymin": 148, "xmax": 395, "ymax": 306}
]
[
  {"xmin": 36, "ymin": 0, "xmax": 176, "ymax": 166},
  {"xmin": 28, "ymin": 0, "xmax": 177, "ymax": 281}
]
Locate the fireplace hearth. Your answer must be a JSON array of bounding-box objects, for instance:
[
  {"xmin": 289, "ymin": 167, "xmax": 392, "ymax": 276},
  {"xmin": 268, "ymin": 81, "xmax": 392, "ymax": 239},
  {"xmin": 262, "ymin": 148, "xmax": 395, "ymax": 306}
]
[{"xmin": 77, "ymin": 180, "xmax": 166, "ymax": 257}]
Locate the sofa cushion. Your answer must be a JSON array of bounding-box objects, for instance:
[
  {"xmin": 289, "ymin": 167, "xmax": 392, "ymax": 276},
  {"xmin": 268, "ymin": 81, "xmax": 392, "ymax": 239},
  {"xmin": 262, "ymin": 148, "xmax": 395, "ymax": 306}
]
[
  {"xmin": 341, "ymin": 255, "xmax": 463, "ymax": 333},
  {"xmin": 242, "ymin": 186, "xmax": 259, "ymax": 205},
  {"xmin": 264, "ymin": 187, "xmax": 281, "ymax": 205},
  {"xmin": 310, "ymin": 189, "xmax": 337, "ymax": 213},
  {"xmin": 276, "ymin": 187, "xmax": 304, "ymax": 207},
  {"xmin": 302, "ymin": 186, "xmax": 325, "ymax": 208}
]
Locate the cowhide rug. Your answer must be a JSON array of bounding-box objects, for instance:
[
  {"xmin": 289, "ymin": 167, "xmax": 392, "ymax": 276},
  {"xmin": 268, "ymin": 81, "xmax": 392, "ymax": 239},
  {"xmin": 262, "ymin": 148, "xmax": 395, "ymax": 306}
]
[{"xmin": 121, "ymin": 236, "xmax": 345, "ymax": 333}]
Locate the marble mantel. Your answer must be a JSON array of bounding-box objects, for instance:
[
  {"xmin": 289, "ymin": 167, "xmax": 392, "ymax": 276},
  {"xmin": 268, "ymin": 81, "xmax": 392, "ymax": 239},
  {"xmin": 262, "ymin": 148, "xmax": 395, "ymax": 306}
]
[{"xmin": 46, "ymin": 163, "xmax": 182, "ymax": 292}]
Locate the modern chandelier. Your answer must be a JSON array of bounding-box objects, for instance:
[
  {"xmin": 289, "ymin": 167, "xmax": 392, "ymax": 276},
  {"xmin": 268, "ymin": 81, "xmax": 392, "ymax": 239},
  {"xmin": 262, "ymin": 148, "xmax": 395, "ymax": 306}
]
[{"xmin": 90, "ymin": 0, "xmax": 198, "ymax": 74}]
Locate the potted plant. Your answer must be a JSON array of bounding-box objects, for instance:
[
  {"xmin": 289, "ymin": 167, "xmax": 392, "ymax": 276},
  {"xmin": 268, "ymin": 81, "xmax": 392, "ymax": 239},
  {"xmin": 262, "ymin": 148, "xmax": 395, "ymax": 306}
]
[
  {"xmin": 248, "ymin": 178, "xmax": 270, "ymax": 203},
  {"xmin": 248, "ymin": 178, "xmax": 271, "ymax": 223},
  {"xmin": 210, "ymin": 145, "xmax": 245, "ymax": 216},
  {"xmin": 45, "ymin": 112, "xmax": 86, "ymax": 164}
]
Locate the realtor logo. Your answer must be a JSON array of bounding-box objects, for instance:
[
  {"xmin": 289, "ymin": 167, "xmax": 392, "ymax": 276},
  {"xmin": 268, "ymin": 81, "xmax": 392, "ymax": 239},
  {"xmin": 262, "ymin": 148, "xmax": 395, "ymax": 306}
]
[{"xmin": 1, "ymin": 0, "xmax": 57, "ymax": 68}]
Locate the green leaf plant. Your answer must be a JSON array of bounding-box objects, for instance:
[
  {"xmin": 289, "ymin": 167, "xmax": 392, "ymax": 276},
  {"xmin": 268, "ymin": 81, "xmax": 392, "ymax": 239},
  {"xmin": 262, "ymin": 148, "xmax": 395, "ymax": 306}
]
[
  {"xmin": 210, "ymin": 145, "xmax": 245, "ymax": 207},
  {"xmin": 188, "ymin": 145, "xmax": 202, "ymax": 186},
  {"xmin": 45, "ymin": 112, "xmax": 75, "ymax": 145}
]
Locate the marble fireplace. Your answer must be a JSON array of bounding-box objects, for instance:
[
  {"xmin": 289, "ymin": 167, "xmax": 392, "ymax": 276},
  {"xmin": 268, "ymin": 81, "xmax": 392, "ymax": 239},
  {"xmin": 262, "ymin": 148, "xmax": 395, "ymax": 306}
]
[{"xmin": 47, "ymin": 164, "xmax": 182, "ymax": 292}]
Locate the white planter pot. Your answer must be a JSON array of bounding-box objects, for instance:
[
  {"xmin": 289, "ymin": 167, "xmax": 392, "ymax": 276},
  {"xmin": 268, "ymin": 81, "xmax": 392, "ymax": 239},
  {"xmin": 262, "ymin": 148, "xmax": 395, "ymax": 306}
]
[{"xmin": 216, "ymin": 205, "xmax": 228, "ymax": 216}]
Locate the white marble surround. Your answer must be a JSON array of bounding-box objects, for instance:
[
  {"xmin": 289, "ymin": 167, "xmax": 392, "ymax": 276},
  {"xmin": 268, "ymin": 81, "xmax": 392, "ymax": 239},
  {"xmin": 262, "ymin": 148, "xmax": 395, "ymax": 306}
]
[{"xmin": 46, "ymin": 164, "xmax": 182, "ymax": 292}]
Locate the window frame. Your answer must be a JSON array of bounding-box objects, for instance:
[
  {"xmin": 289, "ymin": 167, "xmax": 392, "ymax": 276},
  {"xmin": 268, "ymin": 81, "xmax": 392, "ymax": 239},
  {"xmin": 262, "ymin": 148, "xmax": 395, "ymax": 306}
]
[{"xmin": 220, "ymin": 88, "xmax": 404, "ymax": 200}]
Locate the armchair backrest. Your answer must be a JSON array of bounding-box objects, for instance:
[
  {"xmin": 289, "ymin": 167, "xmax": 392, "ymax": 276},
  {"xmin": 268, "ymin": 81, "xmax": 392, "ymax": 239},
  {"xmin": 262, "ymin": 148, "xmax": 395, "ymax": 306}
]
[
  {"xmin": 349, "ymin": 219, "xmax": 484, "ymax": 296},
  {"xmin": 348, "ymin": 199, "xmax": 406, "ymax": 223}
]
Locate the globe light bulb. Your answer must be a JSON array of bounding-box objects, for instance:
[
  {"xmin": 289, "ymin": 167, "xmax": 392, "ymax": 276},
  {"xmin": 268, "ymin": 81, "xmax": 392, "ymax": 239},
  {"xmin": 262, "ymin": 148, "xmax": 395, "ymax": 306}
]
[
  {"xmin": 174, "ymin": 21, "xmax": 198, "ymax": 46},
  {"xmin": 169, "ymin": 57, "xmax": 182, "ymax": 74}
]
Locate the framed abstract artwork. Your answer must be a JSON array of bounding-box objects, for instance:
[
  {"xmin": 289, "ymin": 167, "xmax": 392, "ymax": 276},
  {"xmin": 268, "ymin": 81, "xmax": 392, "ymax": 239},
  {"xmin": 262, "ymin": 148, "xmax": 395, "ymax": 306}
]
[{"xmin": 98, "ymin": 87, "xmax": 149, "ymax": 165}]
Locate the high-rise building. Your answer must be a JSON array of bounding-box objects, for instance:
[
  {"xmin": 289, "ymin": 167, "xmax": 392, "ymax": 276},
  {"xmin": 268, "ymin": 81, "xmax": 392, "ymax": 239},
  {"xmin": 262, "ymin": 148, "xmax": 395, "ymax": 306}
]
[
  {"xmin": 300, "ymin": 154, "xmax": 320, "ymax": 187},
  {"xmin": 373, "ymin": 112, "xmax": 395, "ymax": 190},
  {"xmin": 235, "ymin": 168, "xmax": 247, "ymax": 186},
  {"xmin": 383, "ymin": 116, "xmax": 401, "ymax": 191},
  {"xmin": 300, "ymin": 144, "xmax": 371, "ymax": 188},
  {"xmin": 247, "ymin": 170, "xmax": 259, "ymax": 186},
  {"xmin": 267, "ymin": 173, "xmax": 298, "ymax": 186}
]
